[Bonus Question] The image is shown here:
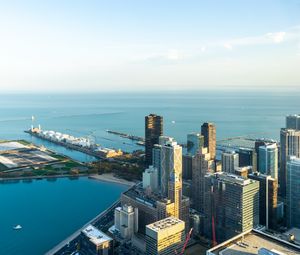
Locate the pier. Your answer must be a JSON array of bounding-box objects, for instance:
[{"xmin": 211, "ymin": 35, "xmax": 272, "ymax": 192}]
[{"xmin": 25, "ymin": 129, "xmax": 123, "ymax": 159}]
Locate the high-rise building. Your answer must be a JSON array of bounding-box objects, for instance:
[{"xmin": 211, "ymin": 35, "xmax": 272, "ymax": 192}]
[
  {"xmin": 182, "ymin": 154, "xmax": 193, "ymax": 180},
  {"xmin": 203, "ymin": 173, "xmax": 260, "ymax": 244},
  {"xmin": 143, "ymin": 166, "xmax": 158, "ymax": 192},
  {"xmin": 279, "ymin": 128, "xmax": 300, "ymax": 197},
  {"xmin": 221, "ymin": 150, "xmax": 239, "ymax": 174},
  {"xmin": 286, "ymin": 114, "xmax": 300, "ymax": 130},
  {"xmin": 258, "ymin": 143, "xmax": 278, "ymax": 180},
  {"xmin": 145, "ymin": 114, "xmax": 163, "ymax": 166},
  {"xmin": 286, "ymin": 156, "xmax": 300, "ymax": 228},
  {"xmin": 160, "ymin": 139, "xmax": 182, "ymax": 199},
  {"xmin": 201, "ymin": 122, "xmax": 216, "ymax": 159},
  {"xmin": 80, "ymin": 225, "xmax": 114, "ymax": 255},
  {"xmin": 187, "ymin": 132, "xmax": 204, "ymax": 156},
  {"xmin": 238, "ymin": 147, "xmax": 254, "ymax": 168},
  {"xmin": 192, "ymin": 147, "xmax": 214, "ymax": 213},
  {"xmin": 114, "ymin": 205, "xmax": 138, "ymax": 240},
  {"xmin": 249, "ymin": 172, "xmax": 278, "ymax": 230},
  {"xmin": 145, "ymin": 217, "xmax": 185, "ymax": 255},
  {"xmin": 254, "ymin": 140, "xmax": 268, "ymax": 172}
]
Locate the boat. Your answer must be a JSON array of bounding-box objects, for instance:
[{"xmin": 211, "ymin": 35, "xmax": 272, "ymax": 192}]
[{"xmin": 13, "ymin": 225, "xmax": 22, "ymax": 230}]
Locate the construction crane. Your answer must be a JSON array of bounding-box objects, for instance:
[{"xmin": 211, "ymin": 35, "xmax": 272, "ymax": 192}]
[
  {"xmin": 211, "ymin": 184, "xmax": 217, "ymax": 247},
  {"xmin": 175, "ymin": 228, "xmax": 193, "ymax": 255}
]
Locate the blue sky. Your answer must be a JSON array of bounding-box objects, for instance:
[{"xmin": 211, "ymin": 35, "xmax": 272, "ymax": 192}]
[{"xmin": 0, "ymin": 0, "xmax": 300, "ymax": 92}]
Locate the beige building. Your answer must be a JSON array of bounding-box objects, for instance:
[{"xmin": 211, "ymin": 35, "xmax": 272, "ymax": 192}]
[
  {"xmin": 146, "ymin": 217, "xmax": 185, "ymax": 255},
  {"xmin": 201, "ymin": 122, "xmax": 216, "ymax": 160}
]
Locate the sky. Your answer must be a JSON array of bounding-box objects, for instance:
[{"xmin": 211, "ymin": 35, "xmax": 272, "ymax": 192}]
[{"xmin": 0, "ymin": 0, "xmax": 300, "ymax": 92}]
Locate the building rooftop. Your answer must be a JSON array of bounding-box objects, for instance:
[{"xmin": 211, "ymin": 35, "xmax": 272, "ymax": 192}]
[
  {"xmin": 207, "ymin": 229, "xmax": 300, "ymax": 255},
  {"xmin": 147, "ymin": 217, "xmax": 182, "ymax": 232},
  {"xmin": 81, "ymin": 225, "xmax": 112, "ymax": 246},
  {"xmin": 212, "ymin": 172, "xmax": 255, "ymax": 186}
]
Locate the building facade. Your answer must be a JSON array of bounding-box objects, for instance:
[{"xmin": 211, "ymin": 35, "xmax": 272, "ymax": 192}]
[
  {"xmin": 192, "ymin": 147, "xmax": 214, "ymax": 213},
  {"xmin": 145, "ymin": 217, "xmax": 185, "ymax": 255},
  {"xmin": 286, "ymin": 156, "xmax": 300, "ymax": 228},
  {"xmin": 279, "ymin": 128, "xmax": 300, "ymax": 197},
  {"xmin": 221, "ymin": 150, "xmax": 239, "ymax": 174},
  {"xmin": 114, "ymin": 205, "xmax": 138, "ymax": 240},
  {"xmin": 187, "ymin": 132, "xmax": 204, "ymax": 156},
  {"xmin": 145, "ymin": 114, "xmax": 163, "ymax": 166},
  {"xmin": 286, "ymin": 114, "xmax": 300, "ymax": 130},
  {"xmin": 258, "ymin": 143, "xmax": 278, "ymax": 180},
  {"xmin": 203, "ymin": 173, "xmax": 260, "ymax": 244},
  {"xmin": 249, "ymin": 172, "xmax": 278, "ymax": 230},
  {"xmin": 201, "ymin": 122, "xmax": 216, "ymax": 160}
]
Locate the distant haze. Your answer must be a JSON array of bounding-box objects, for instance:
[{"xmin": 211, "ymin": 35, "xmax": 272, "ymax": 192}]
[{"xmin": 0, "ymin": 0, "xmax": 300, "ymax": 92}]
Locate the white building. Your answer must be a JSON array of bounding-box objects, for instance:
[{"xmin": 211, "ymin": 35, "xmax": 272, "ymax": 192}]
[
  {"xmin": 114, "ymin": 204, "xmax": 138, "ymax": 240},
  {"xmin": 221, "ymin": 150, "xmax": 239, "ymax": 174},
  {"xmin": 143, "ymin": 165, "xmax": 158, "ymax": 192}
]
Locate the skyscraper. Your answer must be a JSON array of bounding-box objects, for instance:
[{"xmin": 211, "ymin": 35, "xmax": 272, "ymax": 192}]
[
  {"xmin": 159, "ymin": 139, "xmax": 183, "ymax": 219},
  {"xmin": 279, "ymin": 128, "xmax": 300, "ymax": 196},
  {"xmin": 221, "ymin": 150, "xmax": 239, "ymax": 174},
  {"xmin": 286, "ymin": 156, "xmax": 300, "ymax": 228},
  {"xmin": 203, "ymin": 173, "xmax": 260, "ymax": 244},
  {"xmin": 201, "ymin": 122, "xmax": 216, "ymax": 160},
  {"xmin": 286, "ymin": 114, "xmax": 300, "ymax": 130},
  {"xmin": 249, "ymin": 172, "xmax": 278, "ymax": 230},
  {"xmin": 258, "ymin": 143, "xmax": 278, "ymax": 180},
  {"xmin": 192, "ymin": 147, "xmax": 214, "ymax": 213},
  {"xmin": 145, "ymin": 114, "xmax": 163, "ymax": 166},
  {"xmin": 187, "ymin": 132, "xmax": 204, "ymax": 156},
  {"xmin": 145, "ymin": 217, "xmax": 185, "ymax": 255}
]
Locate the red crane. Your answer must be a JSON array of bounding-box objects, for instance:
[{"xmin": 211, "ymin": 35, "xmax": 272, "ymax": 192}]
[
  {"xmin": 211, "ymin": 184, "xmax": 217, "ymax": 247},
  {"xmin": 175, "ymin": 228, "xmax": 193, "ymax": 255}
]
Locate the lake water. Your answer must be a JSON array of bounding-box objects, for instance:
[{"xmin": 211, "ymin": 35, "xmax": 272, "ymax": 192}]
[
  {"xmin": 0, "ymin": 90, "xmax": 299, "ymax": 254},
  {"xmin": 0, "ymin": 177, "xmax": 127, "ymax": 255}
]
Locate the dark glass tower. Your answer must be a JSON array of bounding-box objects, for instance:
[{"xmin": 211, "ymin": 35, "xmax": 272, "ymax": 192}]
[
  {"xmin": 201, "ymin": 122, "xmax": 216, "ymax": 159},
  {"xmin": 145, "ymin": 114, "xmax": 163, "ymax": 166}
]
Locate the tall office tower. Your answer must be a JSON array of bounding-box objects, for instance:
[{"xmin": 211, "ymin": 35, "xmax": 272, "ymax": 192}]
[
  {"xmin": 201, "ymin": 122, "xmax": 216, "ymax": 159},
  {"xmin": 254, "ymin": 140, "xmax": 268, "ymax": 172},
  {"xmin": 114, "ymin": 205, "xmax": 138, "ymax": 240},
  {"xmin": 286, "ymin": 114, "xmax": 300, "ymax": 130},
  {"xmin": 279, "ymin": 129, "xmax": 300, "ymax": 197},
  {"xmin": 286, "ymin": 156, "xmax": 300, "ymax": 228},
  {"xmin": 145, "ymin": 217, "xmax": 185, "ymax": 255},
  {"xmin": 258, "ymin": 143, "xmax": 278, "ymax": 180},
  {"xmin": 203, "ymin": 173, "xmax": 259, "ymax": 244},
  {"xmin": 192, "ymin": 147, "xmax": 214, "ymax": 213},
  {"xmin": 249, "ymin": 172, "xmax": 278, "ymax": 230},
  {"xmin": 143, "ymin": 166, "xmax": 158, "ymax": 192},
  {"xmin": 160, "ymin": 139, "xmax": 182, "ymax": 197},
  {"xmin": 182, "ymin": 154, "xmax": 193, "ymax": 180},
  {"xmin": 145, "ymin": 114, "xmax": 163, "ymax": 166},
  {"xmin": 221, "ymin": 151, "xmax": 239, "ymax": 174},
  {"xmin": 187, "ymin": 132, "xmax": 204, "ymax": 156}
]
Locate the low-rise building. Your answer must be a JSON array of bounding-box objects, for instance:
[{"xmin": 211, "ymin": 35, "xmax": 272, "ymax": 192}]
[{"xmin": 80, "ymin": 225, "xmax": 113, "ymax": 255}]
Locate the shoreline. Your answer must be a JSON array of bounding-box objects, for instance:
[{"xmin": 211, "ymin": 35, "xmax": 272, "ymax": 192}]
[
  {"xmin": 89, "ymin": 173, "xmax": 137, "ymax": 187},
  {"xmin": 0, "ymin": 173, "xmax": 137, "ymax": 187}
]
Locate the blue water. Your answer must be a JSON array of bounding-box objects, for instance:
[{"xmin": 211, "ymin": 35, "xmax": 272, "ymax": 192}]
[
  {"xmin": 0, "ymin": 90, "xmax": 299, "ymax": 254},
  {"xmin": 0, "ymin": 177, "xmax": 127, "ymax": 255},
  {"xmin": 0, "ymin": 91, "xmax": 299, "ymax": 150}
]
